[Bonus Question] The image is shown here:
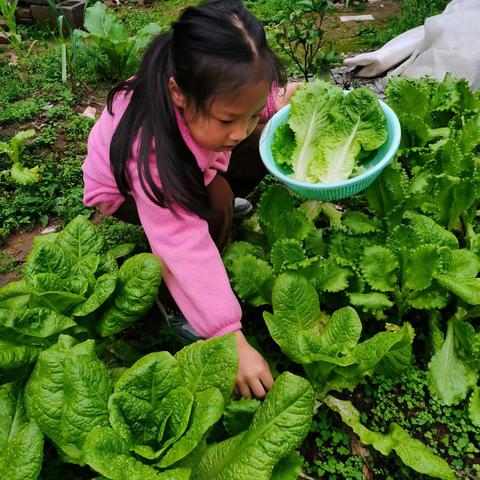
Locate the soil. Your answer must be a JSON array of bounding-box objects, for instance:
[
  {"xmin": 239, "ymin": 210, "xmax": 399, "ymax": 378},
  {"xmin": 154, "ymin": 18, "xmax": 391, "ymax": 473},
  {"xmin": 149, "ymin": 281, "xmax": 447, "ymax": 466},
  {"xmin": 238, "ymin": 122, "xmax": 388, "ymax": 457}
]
[
  {"xmin": 0, "ymin": 221, "xmax": 55, "ymax": 287},
  {"xmin": 325, "ymin": 0, "xmax": 400, "ymax": 54}
]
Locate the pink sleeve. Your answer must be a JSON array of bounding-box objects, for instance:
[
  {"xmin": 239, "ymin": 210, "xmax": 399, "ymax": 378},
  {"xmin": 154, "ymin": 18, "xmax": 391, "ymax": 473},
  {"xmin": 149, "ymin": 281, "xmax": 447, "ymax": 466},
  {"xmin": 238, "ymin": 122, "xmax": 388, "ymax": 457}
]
[
  {"xmin": 82, "ymin": 98, "xmax": 129, "ymax": 215},
  {"xmin": 132, "ymin": 183, "xmax": 242, "ymax": 338},
  {"xmin": 259, "ymin": 83, "xmax": 279, "ymax": 123}
]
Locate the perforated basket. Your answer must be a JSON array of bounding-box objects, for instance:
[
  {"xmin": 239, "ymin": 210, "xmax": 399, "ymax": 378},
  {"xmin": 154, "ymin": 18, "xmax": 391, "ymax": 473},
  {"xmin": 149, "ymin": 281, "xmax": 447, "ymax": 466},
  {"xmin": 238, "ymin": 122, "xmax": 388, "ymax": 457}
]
[{"xmin": 259, "ymin": 96, "xmax": 401, "ymax": 201}]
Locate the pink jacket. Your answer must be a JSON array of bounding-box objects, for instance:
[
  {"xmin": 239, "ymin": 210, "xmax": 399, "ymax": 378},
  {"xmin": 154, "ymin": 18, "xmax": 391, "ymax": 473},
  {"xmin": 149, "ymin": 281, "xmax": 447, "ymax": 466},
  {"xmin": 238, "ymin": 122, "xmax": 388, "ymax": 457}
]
[{"xmin": 83, "ymin": 89, "xmax": 277, "ymax": 338}]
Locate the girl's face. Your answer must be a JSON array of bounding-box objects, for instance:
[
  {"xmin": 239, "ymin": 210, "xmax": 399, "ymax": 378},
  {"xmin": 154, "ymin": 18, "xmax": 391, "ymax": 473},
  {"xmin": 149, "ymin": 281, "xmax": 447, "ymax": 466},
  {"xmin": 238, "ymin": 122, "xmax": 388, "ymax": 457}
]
[{"xmin": 169, "ymin": 78, "xmax": 270, "ymax": 152}]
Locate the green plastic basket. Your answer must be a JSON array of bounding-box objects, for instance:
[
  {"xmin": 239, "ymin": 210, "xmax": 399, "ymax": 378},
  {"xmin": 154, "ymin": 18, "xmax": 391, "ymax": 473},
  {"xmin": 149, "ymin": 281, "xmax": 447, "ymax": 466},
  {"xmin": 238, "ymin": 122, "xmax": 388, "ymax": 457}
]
[{"xmin": 259, "ymin": 95, "xmax": 401, "ymax": 201}]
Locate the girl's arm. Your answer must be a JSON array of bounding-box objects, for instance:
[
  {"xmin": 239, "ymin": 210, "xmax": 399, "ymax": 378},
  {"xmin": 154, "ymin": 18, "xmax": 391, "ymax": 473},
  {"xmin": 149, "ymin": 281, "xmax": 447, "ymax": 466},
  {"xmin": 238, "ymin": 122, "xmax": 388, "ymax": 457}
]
[
  {"xmin": 258, "ymin": 82, "xmax": 301, "ymax": 126},
  {"xmin": 131, "ymin": 181, "xmax": 243, "ymax": 339},
  {"xmin": 275, "ymin": 82, "xmax": 301, "ymax": 111},
  {"xmin": 132, "ymin": 182, "xmax": 274, "ymax": 398}
]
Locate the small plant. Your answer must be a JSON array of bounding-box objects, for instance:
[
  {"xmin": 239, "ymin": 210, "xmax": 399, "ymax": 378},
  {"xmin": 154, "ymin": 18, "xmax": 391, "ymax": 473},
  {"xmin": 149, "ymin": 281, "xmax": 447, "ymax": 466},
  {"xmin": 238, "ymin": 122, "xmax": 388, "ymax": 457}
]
[
  {"xmin": 273, "ymin": 0, "xmax": 334, "ymax": 81},
  {"xmin": 72, "ymin": 1, "xmax": 162, "ymax": 81},
  {"xmin": 0, "ymin": 0, "xmax": 22, "ymax": 56},
  {"xmin": 0, "ymin": 250, "xmax": 19, "ymax": 274},
  {"xmin": 0, "ymin": 129, "xmax": 40, "ymax": 185}
]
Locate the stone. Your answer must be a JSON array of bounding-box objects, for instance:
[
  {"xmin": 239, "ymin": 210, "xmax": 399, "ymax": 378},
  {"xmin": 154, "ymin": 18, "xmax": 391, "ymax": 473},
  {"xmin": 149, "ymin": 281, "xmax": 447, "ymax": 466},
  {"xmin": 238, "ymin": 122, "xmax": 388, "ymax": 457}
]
[
  {"xmin": 81, "ymin": 106, "xmax": 97, "ymax": 119},
  {"xmin": 339, "ymin": 14, "xmax": 375, "ymax": 22}
]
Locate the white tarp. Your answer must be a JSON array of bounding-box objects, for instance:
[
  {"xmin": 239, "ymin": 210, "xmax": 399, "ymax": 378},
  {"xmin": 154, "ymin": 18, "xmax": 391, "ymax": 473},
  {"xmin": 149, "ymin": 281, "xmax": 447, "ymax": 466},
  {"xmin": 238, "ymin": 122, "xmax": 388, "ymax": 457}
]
[{"xmin": 343, "ymin": 0, "xmax": 480, "ymax": 89}]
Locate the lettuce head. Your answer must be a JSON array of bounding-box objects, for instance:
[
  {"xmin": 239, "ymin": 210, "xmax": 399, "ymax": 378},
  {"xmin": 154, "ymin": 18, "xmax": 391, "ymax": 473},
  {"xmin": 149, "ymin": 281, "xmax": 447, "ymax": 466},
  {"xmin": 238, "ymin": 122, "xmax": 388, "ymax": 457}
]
[{"xmin": 272, "ymin": 81, "xmax": 387, "ymax": 184}]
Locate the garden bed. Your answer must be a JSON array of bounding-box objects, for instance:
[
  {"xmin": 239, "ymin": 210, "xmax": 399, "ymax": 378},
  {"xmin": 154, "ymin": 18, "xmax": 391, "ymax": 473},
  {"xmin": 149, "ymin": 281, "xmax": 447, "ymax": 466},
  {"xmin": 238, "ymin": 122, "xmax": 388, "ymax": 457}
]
[{"xmin": 1, "ymin": 1, "xmax": 478, "ymax": 479}]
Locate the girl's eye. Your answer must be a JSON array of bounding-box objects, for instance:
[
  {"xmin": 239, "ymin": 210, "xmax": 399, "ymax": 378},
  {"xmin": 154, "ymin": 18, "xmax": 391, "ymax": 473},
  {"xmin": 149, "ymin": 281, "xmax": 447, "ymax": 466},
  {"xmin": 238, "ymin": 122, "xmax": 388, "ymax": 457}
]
[{"xmin": 219, "ymin": 119, "xmax": 233, "ymax": 125}]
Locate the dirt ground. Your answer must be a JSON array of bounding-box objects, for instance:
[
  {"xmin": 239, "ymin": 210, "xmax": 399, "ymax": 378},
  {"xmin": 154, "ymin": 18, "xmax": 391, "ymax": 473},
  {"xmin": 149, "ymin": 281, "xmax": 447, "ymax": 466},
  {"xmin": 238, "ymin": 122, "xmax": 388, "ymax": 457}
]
[
  {"xmin": 0, "ymin": 223, "xmax": 51, "ymax": 287},
  {"xmin": 325, "ymin": 0, "xmax": 400, "ymax": 54}
]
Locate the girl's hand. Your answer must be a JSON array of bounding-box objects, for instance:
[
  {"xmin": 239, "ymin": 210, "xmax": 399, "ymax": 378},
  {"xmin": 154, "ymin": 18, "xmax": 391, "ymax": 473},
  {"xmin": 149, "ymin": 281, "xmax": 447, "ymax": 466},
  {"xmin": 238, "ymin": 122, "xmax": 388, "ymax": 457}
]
[
  {"xmin": 233, "ymin": 330, "xmax": 274, "ymax": 399},
  {"xmin": 275, "ymin": 82, "xmax": 301, "ymax": 111}
]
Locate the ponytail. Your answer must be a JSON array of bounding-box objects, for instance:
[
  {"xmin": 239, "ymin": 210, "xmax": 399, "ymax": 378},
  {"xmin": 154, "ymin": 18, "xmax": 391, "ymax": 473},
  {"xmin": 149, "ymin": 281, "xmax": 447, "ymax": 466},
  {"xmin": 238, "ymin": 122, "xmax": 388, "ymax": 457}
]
[
  {"xmin": 107, "ymin": 32, "xmax": 209, "ymax": 218},
  {"xmin": 107, "ymin": 0, "xmax": 285, "ymax": 219}
]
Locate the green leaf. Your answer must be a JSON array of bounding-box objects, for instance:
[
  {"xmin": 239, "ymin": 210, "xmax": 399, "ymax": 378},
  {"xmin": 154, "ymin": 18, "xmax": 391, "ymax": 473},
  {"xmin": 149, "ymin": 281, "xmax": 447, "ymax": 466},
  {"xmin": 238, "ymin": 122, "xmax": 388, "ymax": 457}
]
[
  {"xmin": 27, "ymin": 273, "xmax": 86, "ymax": 314},
  {"xmin": 336, "ymin": 323, "xmax": 413, "ymax": 384},
  {"xmin": 222, "ymin": 241, "xmax": 265, "ymax": 270},
  {"xmin": 328, "ymin": 233, "xmax": 377, "ymax": 269},
  {"xmin": 24, "ymin": 336, "xmax": 112, "ymax": 461},
  {"xmin": 270, "ymin": 239, "xmax": 305, "ymax": 273},
  {"xmin": 156, "ymin": 388, "xmax": 224, "ymax": 468},
  {"xmin": 428, "ymin": 319, "xmax": 478, "ymax": 405},
  {"xmin": 0, "ymin": 337, "xmax": 41, "ymax": 371},
  {"xmin": 407, "ymin": 284, "xmax": 449, "ymax": 310},
  {"xmin": 84, "ymin": 1, "xmax": 126, "ymax": 41},
  {"xmin": 348, "ymin": 292, "xmax": 393, "ymax": 311},
  {"xmin": 386, "ymin": 76, "xmax": 431, "ymax": 122},
  {"xmin": 108, "ymin": 243, "xmax": 135, "ymax": 259},
  {"xmin": 307, "ymin": 258, "xmax": 351, "ymax": 293},
  {"xmin": 97, "ymin": 253, "xmax": 162, "ymax": 336},
  {"xmin": 175, "ymin": 334, "xmax": 237, "ymax": 402},
  {"xmin": 434, "ymin": 274, "xmax": 480, "ymax": 305},
  {"xmin": 445, "ymin": 249, "xmax": 480, "ymax": 278},
  {"xmin": 404, "ymin": 212, "xmax": 459, "ymax": 250},
  {"xmin": 258, "ymin": 186, "xmax": 312, "ymax": 245},
  {"xmin": 24, "ymin": 242, "xmax": 74, "ymax": 281},
  {"xmin": 404, "ymin": 245, "xmax": 443, "ymax": 291},
  {"xmin": 271, "ymin": 451, "xmax": 303, "ymax": 480},
  {"xmin": 0, "ymin": 383, "xmax": 44, "ymax": 480},
  {"xmin": 195, "ymin": 372, "xmax": 314, "ymax": 480},
  {"xmin": 228, "ymin": 254, "xmax": 274, "ymax": 306},
  {"xmin": 55, "ymin": 215, "xmax": 105, "ymax": 259},
  {"xmin": 83, "ymin": 426, "xmax": 190, "ymax": 480},
  {"xmin": 8, "ymin": 307, "xmax": 76, "ymax": 337},
  {"xmin": 0, "ymin": 280, "xmax": 31, "ymax": 308},
  {"xmin": 323, "ymin": 395, "xmax": 455, "ymax": 480},
  {"xmin": 133, "ymin": 386, "xmax": 194, "ymax": 460},
  {"xmin": 360, "ymin": 246, "xmax": 398, "ymax": 292},
  {"xmin": 263, "ymin": 273, "xmax": 324, "ymax": 364},
  {"xmin": 72, "ymin": 273, "xmax": 117, "ymax": 317},
  {"xmin": 10, "ymin": 163, "xmax": 41, "ymax": 185},
  {"xmin": 108, "ymin": 391, "xmax": 152, "ymax": 446},
  {"xmin": 364, "ymin": 161, "xmax": 409, "ymax": 223},
  {"xmin": 342, "ymin": 211, "xmax": 378, "ymax": 234},
  {"xmin": 115, "ymin": 351, "xmax": 184, "ymax": 405},
  {"xmin": 223, "ymin": 397, "xmax": 261, "ymax": 436},
  {"xmin": 319, "ymin": 307, "xmax": 362, "ymax": 356},
  {"xmin": 468, "ymin": 387, "xmax": 480, "ymax": 427}
]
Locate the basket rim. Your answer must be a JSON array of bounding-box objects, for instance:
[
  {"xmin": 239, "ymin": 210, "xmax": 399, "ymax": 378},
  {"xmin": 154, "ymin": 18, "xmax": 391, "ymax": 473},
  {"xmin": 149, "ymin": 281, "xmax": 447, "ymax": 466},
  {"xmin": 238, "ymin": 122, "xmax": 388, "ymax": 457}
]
[{"xmin": 259, "ymin": 97, "xmax": 401, "ymax": 192}]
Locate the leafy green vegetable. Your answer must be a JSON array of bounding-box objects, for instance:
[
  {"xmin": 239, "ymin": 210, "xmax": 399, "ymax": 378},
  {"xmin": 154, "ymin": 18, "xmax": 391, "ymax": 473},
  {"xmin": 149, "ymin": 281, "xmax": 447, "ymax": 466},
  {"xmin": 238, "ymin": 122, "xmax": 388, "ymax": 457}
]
[
  {"xmin": 24, "ymin": 335, "xmax": 112, "ymax": 462},
  {"xmin": 73, "ymin": 2, "xmax": 161, "ymax": 80},
  {"xmin": 0, "ymin": 383, "xmax": 43, "ymax": 480},
  {"xmin": 427, "ymin": 318, "xmax": 479, "ymax": 405},
  {"xmin": 323, "ymin": 395, "xmax": 456, "ymax": 480},
  {"xmin": 271, "ymin": 80, "xmax": 387, "ymax": 183},
  {"xmin": 0, "ymin": 216, "xmax": 163, "ymax": 373},
  {"xmin": 194, "ymin": 372, "xmax": 314, "ymax": 480},
  {"xmin": 97, "ymin": 253, "xmax": 163, "ymax": 336},
  {"xmin": 0, "ymin": 129, "xmax": 40, "ymax": 185}
]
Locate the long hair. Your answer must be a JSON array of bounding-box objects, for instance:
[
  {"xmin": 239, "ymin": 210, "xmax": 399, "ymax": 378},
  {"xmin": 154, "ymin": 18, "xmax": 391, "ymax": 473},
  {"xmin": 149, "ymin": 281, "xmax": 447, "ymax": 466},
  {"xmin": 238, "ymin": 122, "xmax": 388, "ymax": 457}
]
[{"xmin": 107, "ymin": 0, "xmax": 285, "ymax": 218}]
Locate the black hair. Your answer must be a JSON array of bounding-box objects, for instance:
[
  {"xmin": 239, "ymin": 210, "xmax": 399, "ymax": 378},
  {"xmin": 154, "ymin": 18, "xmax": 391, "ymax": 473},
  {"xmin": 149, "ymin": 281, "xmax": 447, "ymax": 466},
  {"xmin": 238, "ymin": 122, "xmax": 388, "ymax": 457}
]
[{"xmin": 106, "ymin": 0, "xmax": 285, "ymax": 219}]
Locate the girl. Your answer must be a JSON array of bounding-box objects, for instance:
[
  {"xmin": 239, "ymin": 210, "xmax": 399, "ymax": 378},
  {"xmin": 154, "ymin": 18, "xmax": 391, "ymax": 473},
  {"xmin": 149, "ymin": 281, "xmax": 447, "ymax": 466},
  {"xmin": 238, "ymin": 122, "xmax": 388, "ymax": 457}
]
[{"xmin": 83, "ymin": 0, "xmax": 297, "ymax": 399}]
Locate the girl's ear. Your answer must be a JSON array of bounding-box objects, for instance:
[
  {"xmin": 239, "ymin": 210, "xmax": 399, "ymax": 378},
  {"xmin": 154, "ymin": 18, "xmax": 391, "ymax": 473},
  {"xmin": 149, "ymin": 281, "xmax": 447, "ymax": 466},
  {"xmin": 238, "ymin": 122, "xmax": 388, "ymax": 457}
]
[{"xmin": 168, "ymin": 77, "xmax": 186, "ymax": 108}]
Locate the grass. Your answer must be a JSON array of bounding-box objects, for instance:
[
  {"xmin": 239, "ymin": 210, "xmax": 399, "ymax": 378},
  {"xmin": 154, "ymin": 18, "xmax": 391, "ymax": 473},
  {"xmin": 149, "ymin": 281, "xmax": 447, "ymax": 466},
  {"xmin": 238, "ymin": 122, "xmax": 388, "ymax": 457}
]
[{"xmin": 367, "ymin": 0, "xmax": 450, "ymax": 48}]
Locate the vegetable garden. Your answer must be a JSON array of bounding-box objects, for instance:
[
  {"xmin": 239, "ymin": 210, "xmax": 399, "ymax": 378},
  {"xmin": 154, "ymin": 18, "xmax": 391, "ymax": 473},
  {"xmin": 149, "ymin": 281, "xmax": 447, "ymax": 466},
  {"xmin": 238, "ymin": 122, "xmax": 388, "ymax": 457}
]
[{"xmin": 1, "ymin": 0, "xmax": 478, "ymax": 479}]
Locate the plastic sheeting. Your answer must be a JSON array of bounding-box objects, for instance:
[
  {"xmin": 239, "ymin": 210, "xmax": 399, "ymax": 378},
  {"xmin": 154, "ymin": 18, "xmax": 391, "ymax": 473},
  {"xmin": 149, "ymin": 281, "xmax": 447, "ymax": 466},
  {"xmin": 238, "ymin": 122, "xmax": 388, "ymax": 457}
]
[{"xmin": 343, "ymin": 0, "xmax": 480, "ymax": 89}]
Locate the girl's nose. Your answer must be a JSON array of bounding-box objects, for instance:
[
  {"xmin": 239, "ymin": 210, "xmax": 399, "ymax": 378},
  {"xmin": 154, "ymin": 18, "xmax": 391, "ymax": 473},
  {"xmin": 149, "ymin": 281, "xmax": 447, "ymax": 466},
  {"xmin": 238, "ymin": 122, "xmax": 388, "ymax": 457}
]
[{"xmin": 228, "ymin": 122, "xmax": 248, "ymax": 143}]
